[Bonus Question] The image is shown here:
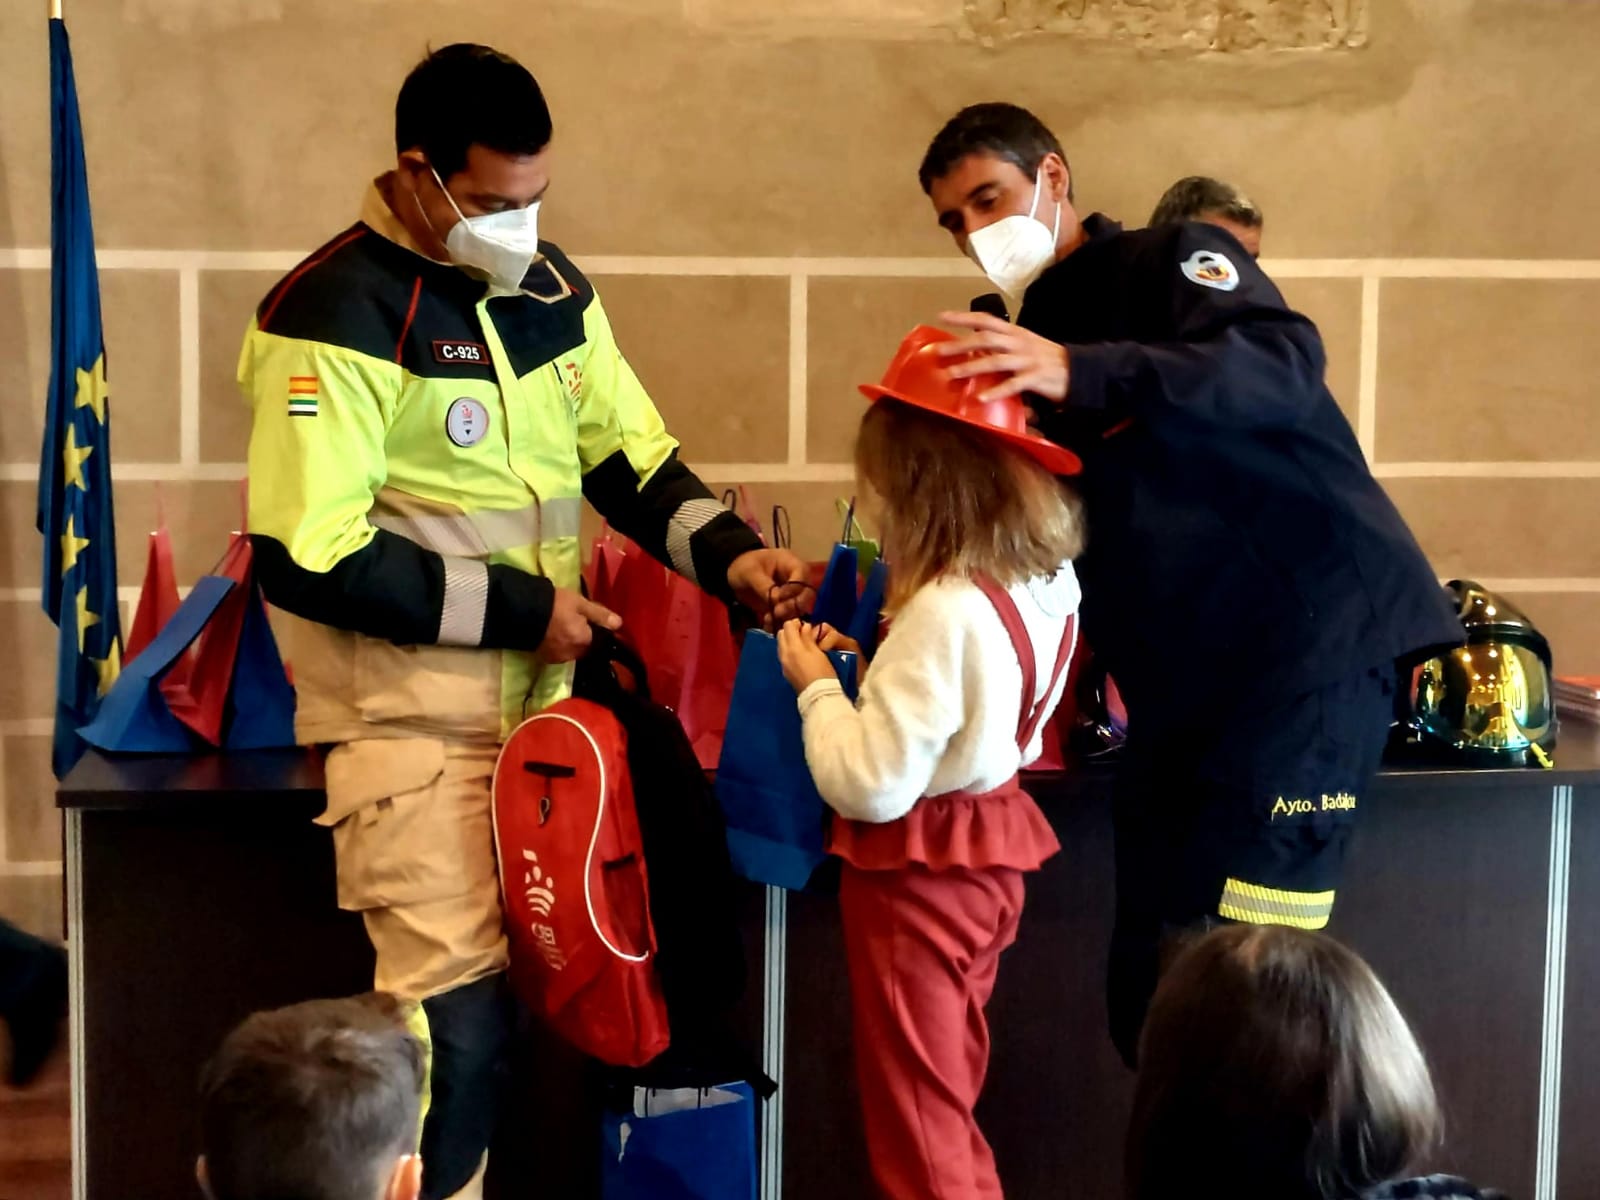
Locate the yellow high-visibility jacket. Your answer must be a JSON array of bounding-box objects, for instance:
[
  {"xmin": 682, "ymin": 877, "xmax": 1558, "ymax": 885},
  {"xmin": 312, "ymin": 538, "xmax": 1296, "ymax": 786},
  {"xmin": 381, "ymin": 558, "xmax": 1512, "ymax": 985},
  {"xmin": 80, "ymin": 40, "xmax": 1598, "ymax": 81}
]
[{"xmin": 241, "ymin": 184, "xmax": 757, "ymax": 743}]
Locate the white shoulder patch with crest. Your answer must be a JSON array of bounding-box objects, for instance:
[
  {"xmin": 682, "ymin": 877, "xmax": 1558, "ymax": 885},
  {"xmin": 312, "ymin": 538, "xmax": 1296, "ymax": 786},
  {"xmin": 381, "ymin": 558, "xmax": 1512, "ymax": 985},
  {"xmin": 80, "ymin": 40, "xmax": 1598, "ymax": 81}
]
[{"xmin": 1180, "ymin": 249, "xmax": 1240, "ymax": 292}]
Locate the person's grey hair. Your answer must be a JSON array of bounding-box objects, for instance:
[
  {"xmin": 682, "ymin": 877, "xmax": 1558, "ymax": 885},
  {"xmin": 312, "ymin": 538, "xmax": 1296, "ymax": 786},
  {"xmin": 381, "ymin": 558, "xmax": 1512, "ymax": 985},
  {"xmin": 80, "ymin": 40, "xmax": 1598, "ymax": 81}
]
[{"xmin": 1149, "ymin": 176, "xmax": 1263, "ymax": 229}]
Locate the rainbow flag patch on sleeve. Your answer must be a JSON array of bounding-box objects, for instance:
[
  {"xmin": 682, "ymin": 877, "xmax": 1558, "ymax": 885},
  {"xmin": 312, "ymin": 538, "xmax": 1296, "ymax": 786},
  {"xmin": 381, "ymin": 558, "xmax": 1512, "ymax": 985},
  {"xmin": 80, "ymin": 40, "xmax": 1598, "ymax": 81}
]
[{"xmin": 287, "ymin": 376, "xmax": 319, "ymax": 417}]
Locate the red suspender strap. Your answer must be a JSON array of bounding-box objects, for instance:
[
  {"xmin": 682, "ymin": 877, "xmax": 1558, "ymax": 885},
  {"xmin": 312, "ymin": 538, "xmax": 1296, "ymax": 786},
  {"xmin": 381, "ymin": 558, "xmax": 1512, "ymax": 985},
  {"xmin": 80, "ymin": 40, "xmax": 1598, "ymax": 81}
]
[
  {"xmin": 972, "ymin": 575, "xmax": 1038, "ymax": 745},
  {"xmin": 1019, "ymin": 615, "xmax": 1077, "ymax": 749},
  {"xmin": 972, "ymin": 575, "xmax": 1078, "ymax": 751}
]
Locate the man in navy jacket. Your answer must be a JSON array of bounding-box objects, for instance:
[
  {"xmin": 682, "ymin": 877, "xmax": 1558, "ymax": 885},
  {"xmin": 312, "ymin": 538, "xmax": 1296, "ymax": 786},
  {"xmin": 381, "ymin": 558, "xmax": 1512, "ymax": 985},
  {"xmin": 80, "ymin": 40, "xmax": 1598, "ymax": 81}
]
[{"xmin": 918, "ymin": 103, "xmax": 1462, "ymax": 1064}]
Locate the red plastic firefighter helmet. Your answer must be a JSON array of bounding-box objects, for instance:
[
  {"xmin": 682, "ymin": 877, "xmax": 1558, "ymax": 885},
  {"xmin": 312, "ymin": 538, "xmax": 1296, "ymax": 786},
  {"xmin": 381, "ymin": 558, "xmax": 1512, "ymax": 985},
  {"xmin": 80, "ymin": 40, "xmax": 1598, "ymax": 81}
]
[{"xmin": 859, "ymin": 326, "xmax": 1083, "ymax": 477}]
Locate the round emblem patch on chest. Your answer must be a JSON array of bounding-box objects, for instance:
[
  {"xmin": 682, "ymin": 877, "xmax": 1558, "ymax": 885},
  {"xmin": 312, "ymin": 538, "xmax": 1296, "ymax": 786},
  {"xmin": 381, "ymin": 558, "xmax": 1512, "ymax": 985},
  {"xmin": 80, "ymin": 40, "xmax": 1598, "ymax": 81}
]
[{"xmin": 445, "ymin": 397, "xmax": 490, "ymax": 448}]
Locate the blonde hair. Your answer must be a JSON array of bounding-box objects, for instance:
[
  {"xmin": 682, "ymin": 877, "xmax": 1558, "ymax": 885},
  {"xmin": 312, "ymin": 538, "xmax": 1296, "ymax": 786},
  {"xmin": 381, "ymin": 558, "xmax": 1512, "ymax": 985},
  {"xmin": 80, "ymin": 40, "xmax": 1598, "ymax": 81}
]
[
  {"xmin": 1126, "ymin": 925, "xmax": 1442, "ymax": 1200},
  {"xmin": 854, "ymin": 400, "xmax": 1084, "ymax": 611}
]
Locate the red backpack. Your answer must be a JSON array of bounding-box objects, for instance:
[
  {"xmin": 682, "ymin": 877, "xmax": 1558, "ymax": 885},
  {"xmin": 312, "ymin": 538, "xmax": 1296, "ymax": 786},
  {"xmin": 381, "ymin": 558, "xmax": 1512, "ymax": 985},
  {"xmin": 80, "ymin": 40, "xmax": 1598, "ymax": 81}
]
[{"xmin": 492, "ymin": 697, "xmax": 671, "ymax": 1067}]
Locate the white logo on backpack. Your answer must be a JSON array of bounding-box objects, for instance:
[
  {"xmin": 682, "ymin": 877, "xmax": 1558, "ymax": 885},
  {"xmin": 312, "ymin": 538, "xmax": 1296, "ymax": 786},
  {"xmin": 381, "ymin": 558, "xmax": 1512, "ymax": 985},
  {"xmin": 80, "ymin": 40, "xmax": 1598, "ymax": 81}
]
[{"xmin": 522, "ymin": 849, "xmax": 567, "ymax": 971}]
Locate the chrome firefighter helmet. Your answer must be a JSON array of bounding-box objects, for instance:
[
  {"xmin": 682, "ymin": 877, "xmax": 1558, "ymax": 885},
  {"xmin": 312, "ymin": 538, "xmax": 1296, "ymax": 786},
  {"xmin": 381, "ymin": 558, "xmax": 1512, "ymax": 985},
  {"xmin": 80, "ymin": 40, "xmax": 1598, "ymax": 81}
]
[{"xmin": 1394, "ymin": 581, "xmax": 1557, "ymax": 768}]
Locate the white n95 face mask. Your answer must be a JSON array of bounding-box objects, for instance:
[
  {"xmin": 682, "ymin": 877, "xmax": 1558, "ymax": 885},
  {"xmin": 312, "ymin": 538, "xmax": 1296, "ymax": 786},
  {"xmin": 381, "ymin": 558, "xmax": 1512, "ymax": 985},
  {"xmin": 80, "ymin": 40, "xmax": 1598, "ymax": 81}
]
[
  {"xmin": 428, "ymin": 168, "xmax": 544, "ymax": 295},
  {"xmin": 964, "ymin": 170, "xmax": 1062, "ymax": 311}
]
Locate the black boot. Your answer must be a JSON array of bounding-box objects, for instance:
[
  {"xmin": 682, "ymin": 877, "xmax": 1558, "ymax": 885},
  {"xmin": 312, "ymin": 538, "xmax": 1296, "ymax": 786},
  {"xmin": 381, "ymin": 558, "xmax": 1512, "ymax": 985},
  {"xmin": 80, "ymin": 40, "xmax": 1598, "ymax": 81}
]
[{"xmin": 0, "ymin": 919, "xmax": 68, "ymax": 1087}]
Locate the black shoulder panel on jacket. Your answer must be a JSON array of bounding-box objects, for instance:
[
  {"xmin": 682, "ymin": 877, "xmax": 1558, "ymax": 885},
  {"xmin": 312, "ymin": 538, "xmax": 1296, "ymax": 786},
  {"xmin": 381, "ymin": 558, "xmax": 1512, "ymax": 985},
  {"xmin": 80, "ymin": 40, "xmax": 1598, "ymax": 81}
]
[
  {"xmin": 484, "ymin": 239, "xmax": 595, "ymax": 379},
  {"xmin": 254, "ymin": 224, "xmax": 468, "ymax": 366}
]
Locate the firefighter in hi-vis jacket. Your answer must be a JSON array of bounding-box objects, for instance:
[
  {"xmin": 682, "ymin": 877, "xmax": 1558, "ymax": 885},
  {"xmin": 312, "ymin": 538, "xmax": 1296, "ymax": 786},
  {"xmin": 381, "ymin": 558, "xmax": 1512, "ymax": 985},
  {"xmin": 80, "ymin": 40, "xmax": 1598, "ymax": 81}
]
[{"xmin": 240, "ymin": 44, "xmax": 807, "ymax": 1200}]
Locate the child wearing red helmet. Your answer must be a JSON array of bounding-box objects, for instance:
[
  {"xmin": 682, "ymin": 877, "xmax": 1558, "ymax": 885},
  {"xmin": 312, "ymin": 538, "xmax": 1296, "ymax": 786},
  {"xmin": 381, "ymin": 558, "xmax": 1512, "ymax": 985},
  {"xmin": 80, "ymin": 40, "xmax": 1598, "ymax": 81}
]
[{"xmin": 775, "ymin": 326, "xmax": 1083, "ymax": 1200}]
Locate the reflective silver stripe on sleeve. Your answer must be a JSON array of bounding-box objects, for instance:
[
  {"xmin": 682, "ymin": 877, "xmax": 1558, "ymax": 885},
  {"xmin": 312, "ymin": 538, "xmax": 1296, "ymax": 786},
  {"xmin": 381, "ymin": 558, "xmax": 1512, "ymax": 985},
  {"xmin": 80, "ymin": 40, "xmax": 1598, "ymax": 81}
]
[
  {"xmin": 371, "ymin": 512, "xmax": 486, "ymax": 559},
  {"xmin": 438, "ymin": 558, "xmax": 490, "ymax": 646},
  {"xmin": 369, "ymin": 497, "xmax": 584, "ymax": 558},
  {"xmin": 666, "ymin": 497, "xmax": 727, "ymax": 584}
]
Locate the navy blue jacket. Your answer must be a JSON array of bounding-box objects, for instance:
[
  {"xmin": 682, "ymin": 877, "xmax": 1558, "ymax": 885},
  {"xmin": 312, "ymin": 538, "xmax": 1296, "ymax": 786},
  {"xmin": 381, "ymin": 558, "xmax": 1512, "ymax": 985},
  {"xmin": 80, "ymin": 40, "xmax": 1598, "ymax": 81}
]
[{"xmin": 1019, "ymin": 215, "xmax": 1461, "ymax": 731}]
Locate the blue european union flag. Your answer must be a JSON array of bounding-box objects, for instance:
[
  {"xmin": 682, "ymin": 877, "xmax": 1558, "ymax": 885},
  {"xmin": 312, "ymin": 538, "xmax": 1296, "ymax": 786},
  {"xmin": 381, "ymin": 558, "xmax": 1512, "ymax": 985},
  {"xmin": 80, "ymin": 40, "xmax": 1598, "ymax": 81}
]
[{"xmin": 38, "ymin": 17, "xmax": 120, "ymax": 779}]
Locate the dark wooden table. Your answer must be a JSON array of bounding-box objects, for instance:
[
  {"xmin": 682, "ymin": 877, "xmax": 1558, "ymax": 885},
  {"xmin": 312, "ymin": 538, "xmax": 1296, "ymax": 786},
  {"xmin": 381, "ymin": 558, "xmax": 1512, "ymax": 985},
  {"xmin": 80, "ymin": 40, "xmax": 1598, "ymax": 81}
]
[{"xmin": 59, "ymin": 728, "xmax": 1600, "ymax": 1200}]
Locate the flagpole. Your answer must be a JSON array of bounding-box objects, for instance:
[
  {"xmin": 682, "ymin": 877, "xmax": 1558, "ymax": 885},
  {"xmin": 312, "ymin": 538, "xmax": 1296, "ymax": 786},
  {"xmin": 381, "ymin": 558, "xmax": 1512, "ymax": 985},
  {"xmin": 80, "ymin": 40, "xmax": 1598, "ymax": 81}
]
[{"xmin": 50, "ymin": 0, "xmax": 62, "ymax": 19}]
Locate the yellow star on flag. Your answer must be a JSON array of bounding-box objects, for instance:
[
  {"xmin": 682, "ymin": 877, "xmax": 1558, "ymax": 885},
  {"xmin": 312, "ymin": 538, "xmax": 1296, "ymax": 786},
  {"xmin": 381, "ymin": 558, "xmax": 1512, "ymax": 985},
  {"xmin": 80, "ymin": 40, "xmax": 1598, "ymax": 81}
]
[
  {"xmin": 63, "ymin": 423, "xmax": 93, "ymax": 491},
  {"xmin": 74, "ymin": 354, "xmax": 108, "ymax": 424},
  {"xmin": 75, "ymin": 585, "xmax": 100, "ymax": 654},
  {"xmin": 92, "ymin": 639, "xmax": 121, "ymax": 697},
  {"xmin": 59, "ymin": 512, "xmax": 92, "ymax": 577}
]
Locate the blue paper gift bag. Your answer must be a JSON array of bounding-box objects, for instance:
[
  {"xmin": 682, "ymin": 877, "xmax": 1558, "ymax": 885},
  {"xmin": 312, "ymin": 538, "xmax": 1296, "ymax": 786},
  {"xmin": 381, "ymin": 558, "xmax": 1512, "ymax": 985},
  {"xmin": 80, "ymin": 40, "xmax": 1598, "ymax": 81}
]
[
  {"xmin": 601, "ymin": 1083, "xmax": 758, "ymax": 1200},
  {"xmin": 812, "ymin": 543, "xmax": 860, "ymax": 631},
  {"xmin": 813, "ymin": 542, "xmax": 888, "ymax": 659},
  {"xmin": 714, "ymin": 630, "xmax": 856, "ymax": 891},
  {"xmin": 846, "ymin": 557, "xmax": 888, "ymax": 657}
]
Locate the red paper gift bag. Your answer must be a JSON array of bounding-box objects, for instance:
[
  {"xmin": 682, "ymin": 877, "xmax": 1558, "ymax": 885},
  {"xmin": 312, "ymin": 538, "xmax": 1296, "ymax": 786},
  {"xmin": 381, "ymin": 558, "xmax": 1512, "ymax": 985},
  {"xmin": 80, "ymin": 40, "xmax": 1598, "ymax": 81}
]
[
  {"xmin": 126, "ymin": 526, "xmax": 180, "ymax": 667},
  {"xmin": 159, "ymin": 534, "xmax": 252, "ymax": 746},
  {"xmin": 584, "ymin": 528, "xmax": 740, "ymax": 768},
  {"xmin": 676, "ymin": 587, "xmax": 740, "ymax": 768},
  {"xmin": 586, "ymin": 522, "xmax": 627, "ymax": 603}
]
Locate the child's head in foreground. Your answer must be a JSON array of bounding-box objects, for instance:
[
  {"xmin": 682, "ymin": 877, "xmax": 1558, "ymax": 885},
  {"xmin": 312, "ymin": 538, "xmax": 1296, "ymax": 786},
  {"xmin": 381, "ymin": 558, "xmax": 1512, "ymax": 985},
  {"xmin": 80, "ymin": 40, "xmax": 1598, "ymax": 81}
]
[
  {"xmin": 198, "ymin": 993, "xmax": 426, "ymax": 1200},
  {"xmin": 1128, "ymin": 924, "xmax": 1442, "ymax": 1200}
]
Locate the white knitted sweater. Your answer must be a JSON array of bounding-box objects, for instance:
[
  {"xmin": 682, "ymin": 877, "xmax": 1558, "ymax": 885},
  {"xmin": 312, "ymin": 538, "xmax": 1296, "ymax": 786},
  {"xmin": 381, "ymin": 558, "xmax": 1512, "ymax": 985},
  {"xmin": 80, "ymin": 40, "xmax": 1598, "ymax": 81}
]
[{"xmin": 796, "ymin": 565, "xmax": 1081, "ymax": 825}]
